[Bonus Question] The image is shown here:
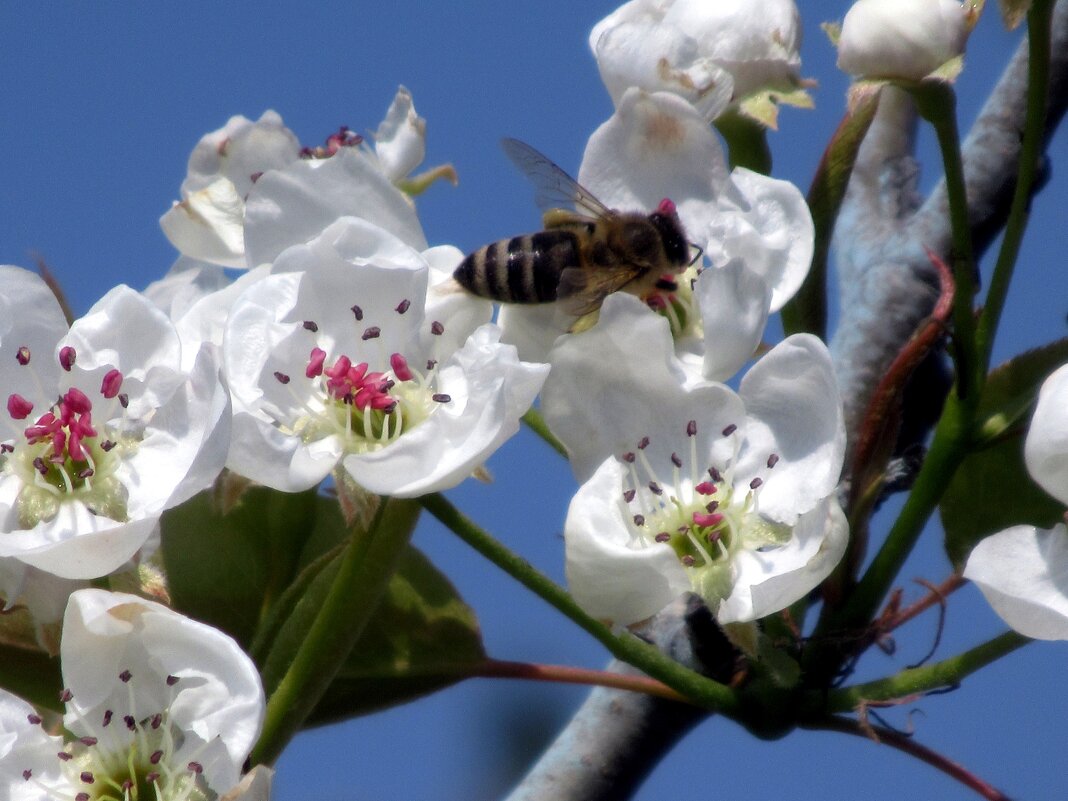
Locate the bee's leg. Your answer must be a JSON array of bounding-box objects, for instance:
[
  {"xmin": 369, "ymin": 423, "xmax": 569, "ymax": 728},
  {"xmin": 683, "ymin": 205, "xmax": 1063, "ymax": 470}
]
[{"xmin": 542, "ymin": 208, "xmax": 596, "ymax": 230}]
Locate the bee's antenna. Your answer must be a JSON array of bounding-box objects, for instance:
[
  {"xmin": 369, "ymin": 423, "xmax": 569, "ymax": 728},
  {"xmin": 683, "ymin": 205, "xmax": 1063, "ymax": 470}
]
[{"xmin": 688, "ymin": 243, "xmax": 704, "ymax": 267}]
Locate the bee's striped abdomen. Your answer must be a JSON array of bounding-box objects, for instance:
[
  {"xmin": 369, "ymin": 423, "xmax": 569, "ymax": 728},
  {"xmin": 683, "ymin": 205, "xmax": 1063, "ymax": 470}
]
[{"xmin": 454, "ymin": 230, "xmax": 579, "ymax": 303}]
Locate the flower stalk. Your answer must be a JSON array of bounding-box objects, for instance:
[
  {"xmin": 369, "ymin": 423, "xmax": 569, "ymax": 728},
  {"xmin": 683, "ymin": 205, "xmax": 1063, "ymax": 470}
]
[
  {"xmin": 420, "ymin": 492, "xmax": 740, "ymax": 716},
  {"xmin": 252, "ymin": 497, "xmax": 419, "ymax": 765}
]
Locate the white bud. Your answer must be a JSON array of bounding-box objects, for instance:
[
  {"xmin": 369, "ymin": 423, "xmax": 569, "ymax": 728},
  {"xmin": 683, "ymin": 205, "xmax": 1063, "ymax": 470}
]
[{"xmin": 837, "ymin": 0, "xmax": 970, "ymax": 81}]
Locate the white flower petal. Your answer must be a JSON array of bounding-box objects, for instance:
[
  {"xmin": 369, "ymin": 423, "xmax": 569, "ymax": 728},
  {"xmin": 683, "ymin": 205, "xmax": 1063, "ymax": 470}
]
[
  {"xmin": 542, "ymin": 293, "xmax": 743, "ymax": 483},
  {"xmin": 61, "ymin": 589, "xmax": 264, "ymax": 791},
  {"xmin": 1024, "ymin": 363, "xmax": 1068, "ymax": 507},
  {"xmin": 0, "ymin": 688, "xmax": 64, "ymax": 799},
  {"xmin": 837, "ymin": 0, "xmax": 970, "ymax": 81},
  {"xmin": 143, "ymin": 257, "xmax": 233, "ymax": 323},
  {"xmin": 184, "ymin": 109, "xmax": 300, "ymax": 198},
  {"xmin": 964, "ymin": 524, "xmax": 1068, "ymax": 640},
  {"xmin": 719, "ymin": 496, "xmax": 848, "ymax": 623},
  {"xmin": 715, "ymin": 168, "xmax": 813, "ymax": 312},
  {"xmin": 565, "ymin": 459, "xmax": 691, "ymax": 626},
  {"xmin": 0, "ymin": 511, "xmax": 158, "ymax": 580},
  {"xmin": 0, "ymin": 267, "xmax": 67, "ymax": 405},
  {"xmin": 227, "ymin": 411, "xmax": 341, "ymax": 491},
  {"xmin": 243, "ymin": 148, "xmax": 427, "ymax": 268},
  {"xmin": 497, "ymin": 304, "xmax": 573, "ymax": 366},
  {"xmin": 342, "ymin": 325, "xmax": 547, "ymax": 497},
  {"xmin": 591, "ymin": 0, "xmax": 803, "ymax": 114},
  {"xmin": 159, "ymin": 177, "xmax": 247, "ymax": 269},
  {"xmin": 373, "ymin": 85, "xmax": 426, "ymax": 181},
  {"xmin": 695, "ymin": 259, "xmax": 770, "ymax": 381},
  {"xmin": 737, "ymin": 334, "xmax": 845, "ymax": 523},
  {"xmin": 578, "ymin": 89, "xmax": 730, "ymax": 228}
]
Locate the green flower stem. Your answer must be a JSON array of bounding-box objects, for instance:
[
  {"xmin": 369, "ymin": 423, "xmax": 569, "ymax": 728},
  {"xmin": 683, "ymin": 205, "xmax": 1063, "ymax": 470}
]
[
  {"xmin": 522, "ymin": 408, "xmax": 569, "ymax": 459},
  {"xmin": 806, "ymin": 390, "xmax": 975, "ymax": 680},
  {"xmin": 714, "ymin": 112, "xmax": 773, "ymax": 174},
  {"xmin": 251, "ymin": 498, "xmax": 416, "ymax": 766},
  {"xmin": 421, "ymin": 492, "xmax": 740, "ymax": 716},
  {"xmin": 819, "ymin": 630, "xmax": 1029, "ymax": 714},
  {"xmin": 911, "ymin": 82, "xmax": 981, "ymax": 401},
  {"xmin": 975, "ymin": 0, "xmax": 1055, "ymax": 370}
]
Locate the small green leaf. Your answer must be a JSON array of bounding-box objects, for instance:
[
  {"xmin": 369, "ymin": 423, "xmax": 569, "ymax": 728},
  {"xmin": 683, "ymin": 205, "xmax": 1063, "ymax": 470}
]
[
  {"xmin": 308, "ymin": 545, "xmax": 485, "ymax": 722},
  {"xmin": 940, "ymin": 340, "xmax": 1068, "ymax": 566},
  {"xmin": 977, "ymin": 338, "xmax": 1068, "ymax": 438},
  {"xmin": 160, "ymin": 484, "xmax": 331, "ymax": 647},
  {"xmin": 941, "ymin": 433, "xmax": 1063, "ymax": 567}
]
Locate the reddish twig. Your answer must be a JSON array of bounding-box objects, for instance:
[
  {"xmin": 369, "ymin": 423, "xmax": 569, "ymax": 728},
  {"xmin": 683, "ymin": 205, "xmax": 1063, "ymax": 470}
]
[
  {"xmin": 808, "ymin": 715, "xmax": 1013, "ymax": 801},
  {"xmin": 472, "ymin": 658, "xmax": 692, "ymax": 705}
]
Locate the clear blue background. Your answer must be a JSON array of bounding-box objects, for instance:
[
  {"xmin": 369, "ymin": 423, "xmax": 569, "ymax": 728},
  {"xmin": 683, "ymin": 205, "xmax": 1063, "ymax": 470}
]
[{"xmin": 1, "ymin": 2, "xmax": 1066, "ymax": 799}]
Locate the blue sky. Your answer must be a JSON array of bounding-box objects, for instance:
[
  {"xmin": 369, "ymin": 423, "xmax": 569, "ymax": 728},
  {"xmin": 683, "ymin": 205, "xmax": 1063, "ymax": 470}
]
[{"xmin": 1, "ymin": 2, "xmax": 1066, "ymax": 799}]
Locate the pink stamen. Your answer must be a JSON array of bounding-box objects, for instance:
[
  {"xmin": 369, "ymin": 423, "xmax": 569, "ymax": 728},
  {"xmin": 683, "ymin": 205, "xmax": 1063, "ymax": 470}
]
[
  {"xmin": 693, "ymin": 511, "xmax": 724, "ymax": 529},
  {"xmin": 59, "ymin": 346, "xmax": 77, "ymax": 371},
  {"xmin": 390, "ymin": 353, "xmax": 414, "ymax": 382},
  {"xmin": 656, "ymin": 198, "xmax": 677, "ymax": 216},
  {"xmin": 100, "ymin": 369, "xmax": 123, "ymax": 399},
  {"xmin": 7, "ymin": 394, "xmax": 33, "ymax": 420},
  {"xmin": 306, "ymin": 348, "xmax": 327, "ymax": 379}
]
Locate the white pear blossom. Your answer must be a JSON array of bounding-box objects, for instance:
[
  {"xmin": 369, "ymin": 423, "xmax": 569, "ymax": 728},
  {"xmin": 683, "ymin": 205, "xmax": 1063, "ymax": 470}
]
[
  {"xmin": 160, "ymin": 110, "xmax": 301, "ymax": 268},
  {"xmin": 590, "ymin": 0, "xmax": 807, "ymax": 122},
  {"xmin": 837, "ymin": 0, "xmax": 972, "ymax": 81},
  {"xmin": 371, "ymin": 86, "xmax": 427, "ymax": 183},
  {"xmin": 223, "ymin": 216, "xmax": 546, "ymax": 497},
  {"xmin": 499, "ymin": 89, "xmax": 813, "ymax": 379},
  {"xmin": 0, "ymin": 588, "xmax": 266, "ymax": 800},
  {"xmin": 143, "ymin": 257, "xmax": 233, "ymax": 325},
  {"xmin": 0, "ymin": 268, "xmax": 230, "ymax": 584},
  {"xmin": 161, "ymin": 87, "xmax": 432, "ymax": 270},
  {"xmin": 964, "ymin": 364, "xmax": 1068, "ymax": 640},
  {"xmin": 547, "ymin": 295, "xmax": 846, "ymax": 625}
]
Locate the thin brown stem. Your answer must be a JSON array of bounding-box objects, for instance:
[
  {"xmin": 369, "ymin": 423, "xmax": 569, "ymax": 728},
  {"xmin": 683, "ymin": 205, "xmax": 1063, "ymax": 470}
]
[
  {"xmin": 887, "ymin": 573, "xmax": 967, "ymax": 632},
  {"xmin": 474, "ymin": 659, "xmax": 692, "ymax": 705},
  {"xmin": 807, "ymin": 716, "xmax": 1013, "ymax": 801}
]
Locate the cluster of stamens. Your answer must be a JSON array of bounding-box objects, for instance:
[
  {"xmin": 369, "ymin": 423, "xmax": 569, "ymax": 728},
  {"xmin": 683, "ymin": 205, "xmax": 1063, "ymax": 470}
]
[
  {"xmin": 3, "ymin": 346, "xmax": 131, "ymax": 524},
  {"xmin": 298, "ymin": 125, "xmax": 364, "ymax": 160},
  {"xmin": 645, "ymin": 267, "xmax": 700, "ymax": 339},
  {"xmin": 271, "ymin": 298, "xmax": 451, "ymax": 450},
  {"xmin": 19, "ymin": 670, "xmax": 213, "ymax": 801},
  {"xmin": 620, "ymin": 419, "xmax": 781, "ymax": 583}
]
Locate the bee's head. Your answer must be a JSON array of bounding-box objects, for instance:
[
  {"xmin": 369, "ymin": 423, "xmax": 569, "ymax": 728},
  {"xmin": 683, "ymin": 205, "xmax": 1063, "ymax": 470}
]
[{"xmin": 649, "ymin": 198, "xmax": 690, "ymax": 268}]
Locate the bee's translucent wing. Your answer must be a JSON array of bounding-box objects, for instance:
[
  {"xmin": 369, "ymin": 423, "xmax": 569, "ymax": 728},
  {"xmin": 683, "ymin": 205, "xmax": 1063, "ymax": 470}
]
[
  {"xmin": 556, "ymin": 265, "xmax": 648, "ymax": 317},
  {"xmin": 501, "ymin": 138, "xmax": 614, "ymax": 220}
]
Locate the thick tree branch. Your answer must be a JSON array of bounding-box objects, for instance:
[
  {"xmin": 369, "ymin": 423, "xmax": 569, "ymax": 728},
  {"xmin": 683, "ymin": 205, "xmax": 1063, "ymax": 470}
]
[
  {"xmin": 504, "ymin": 598, "xmax": 734, "ymax": 801},
  {"xmin": 504, "ymin": 7, "xmax": 1068, "ymax": 799},
  {"xmin": 832, "ymin": 0, "xmax": 1068, "ymax": 462}
]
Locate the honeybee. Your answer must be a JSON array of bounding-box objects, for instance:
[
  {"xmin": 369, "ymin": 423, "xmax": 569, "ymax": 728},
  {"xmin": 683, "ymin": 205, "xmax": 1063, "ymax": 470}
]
[{"xmin": 453, "ymin": 138, "xmax": 699, "ymax": 323}]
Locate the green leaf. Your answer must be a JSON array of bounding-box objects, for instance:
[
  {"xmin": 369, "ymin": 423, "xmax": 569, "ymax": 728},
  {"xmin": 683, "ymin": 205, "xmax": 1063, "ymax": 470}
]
[
  {"xmin": 976, "ymin": 338, "xmax": 1068, "ymax": 439},
  {"xmin": 310, "ymin": 544, "xmax": 485, "ymax": 722},
  {"xmin": 0, "ymin": 641, "xmax": 62, "ymax": 713},
  {"xmin": 160, "ymin": 484, "xmax": 341, "ymax": 647},
  {"xmin": 940, "ymin": 340, "xmax": 1068, "ymax": 567}
]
